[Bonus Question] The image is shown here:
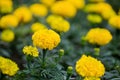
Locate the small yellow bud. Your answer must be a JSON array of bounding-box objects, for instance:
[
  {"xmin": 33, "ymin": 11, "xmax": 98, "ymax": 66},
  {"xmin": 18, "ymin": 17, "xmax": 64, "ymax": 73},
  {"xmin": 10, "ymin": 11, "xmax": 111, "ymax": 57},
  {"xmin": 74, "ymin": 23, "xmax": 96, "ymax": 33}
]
[
  {"xmin": 67, "ymin": 66, "xmax": 73, "ymax": 74},
  {"xmin": 94, "ymin": 48, "xmax": 100, "ymax": 56},
  {"xmin": 59, "ymin": 49, "xmax": 64, "ymax": 57}
]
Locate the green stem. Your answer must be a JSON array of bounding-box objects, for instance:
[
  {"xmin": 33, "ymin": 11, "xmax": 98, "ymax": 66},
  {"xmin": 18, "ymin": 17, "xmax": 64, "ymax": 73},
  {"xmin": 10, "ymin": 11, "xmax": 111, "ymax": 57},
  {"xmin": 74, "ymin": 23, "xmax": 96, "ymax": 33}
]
[
  {"xmin": 42, "ymin": 49, "xmax": 47, "ymax": 68},
  {"xmin": 66, "ymin": 74, "xmax": 71, "ymax": 80},
  {"xmin": 26, "ymin": 55, "xmax": 32, "ymax": 70}
]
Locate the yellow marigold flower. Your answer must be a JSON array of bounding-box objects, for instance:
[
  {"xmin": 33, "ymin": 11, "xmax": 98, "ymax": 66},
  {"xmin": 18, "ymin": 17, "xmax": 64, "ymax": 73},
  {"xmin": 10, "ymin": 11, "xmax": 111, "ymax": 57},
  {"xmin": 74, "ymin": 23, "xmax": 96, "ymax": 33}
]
[
  {"xmin": 109, "ymin": 15, "xmax": 120, "ymax": 29},
  {"xmin": 51, "ymin": 1, "xmax": 77, "ymax": 18},
  {"xmin": 89, "ymin": 0, "xmax": 105, "ymax": 2},
  {"xmin": 14, "ymin": 6, "xmax": 32, "ymax": 23},
  {"xmin": 85, "ymin": 28, "xmax": 112, "ymax": 46},
  {"xmin": 23, "ymin": 46, "xmax": 39, "ymax": 57},
  {"xmin": 30, "ymin": 3, "xmax": 48, "ymax": 17},
  {"xmin": 32, "ymin": 29, "xmax": 61, "ymax": 50},
  {"xmin": 118, "ymin": 9, "xmax": 120, "ymax": 15},
  {"xmin": 75, "ymin": 55, "xmax": 105, "ymax": 77},
  {"xmin": 0, "ymin": 56, "xmax": 19, "ymax": 76},
  {"xmin": 101, "ymin": 9, "xmax": 116, "ymax": 20},
  {"xmin": 31, "ymin": 22, "xmax": 47, "ymax": 32},
  {"xmin": 84, "ymin": 4, "xmax": 100, "ymax": 13},
  {"xmin": 87, "ymin": 14, "xmax": 102, "ymax": 23},
  {"xmin": 0, "ymin": 0, "xmax": 13, "ymax": 13},
  {"xmin": 1, "ymin": 29, "xmax": 15, "ymax": 42},
  {"xmin": 0, "ymin": 14, "xmax": 19, "ymax": 29},
  {"xmin": 66, "ymin": 0, "xmax": 85, "ymax": 9},
  {"xmin": 46, "ymin": 15, "xmax": 70, "ymax": 32},
  {"xmin": 84, "ymin": 77, "xmax": 100, "ymax": 80},
  {"xmin": 40, "ymin": 0, "xmax": 55, "ymax": 7},
  {"xmin": 46, "ymin": 15, "xmax": 63, "ymax": 24}
]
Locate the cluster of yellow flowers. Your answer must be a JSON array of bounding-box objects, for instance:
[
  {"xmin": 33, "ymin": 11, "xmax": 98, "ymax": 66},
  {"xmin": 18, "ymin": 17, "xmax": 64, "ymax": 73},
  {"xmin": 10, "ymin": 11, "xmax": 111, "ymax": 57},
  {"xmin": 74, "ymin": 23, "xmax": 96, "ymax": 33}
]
[
  {"xmin": 85, "ymin": 28, "xmax": 112, "ymax": 46},
  {"xmin": 46, "ymin": 15, "xmax": 70, "ymax": 32},
  {"xmin": 0, "ymin": 56, "xmax": 19, "ymax": 76},
  {"xmin": 75, "ymin": 55, "xmax": 105, "ymax": 80},
  {"xmin": 84, "ymin": 2, "xmax": 116, "ymax": 20},
  {"xmin": 0, "ymin": 0, "xmax": 13, "ymax": 13},
  {"xmin": 23, "ymin": 46, "xmax": 39, "ymax": 57},
  {"xmin": 32, "ymin": 29, "xmax": 61, "ymax": 50},
  {"xmin": 0, "ymin": 29, "xmax": 15, "ymax": 42}
]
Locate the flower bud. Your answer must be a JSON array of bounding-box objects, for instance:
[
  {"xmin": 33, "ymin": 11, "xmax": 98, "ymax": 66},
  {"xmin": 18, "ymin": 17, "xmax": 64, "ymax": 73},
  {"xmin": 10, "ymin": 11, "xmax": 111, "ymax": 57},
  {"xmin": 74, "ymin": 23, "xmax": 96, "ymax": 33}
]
[{"xmin": 59, "ymin": 49, "xmax": 64, "ymax": 57}]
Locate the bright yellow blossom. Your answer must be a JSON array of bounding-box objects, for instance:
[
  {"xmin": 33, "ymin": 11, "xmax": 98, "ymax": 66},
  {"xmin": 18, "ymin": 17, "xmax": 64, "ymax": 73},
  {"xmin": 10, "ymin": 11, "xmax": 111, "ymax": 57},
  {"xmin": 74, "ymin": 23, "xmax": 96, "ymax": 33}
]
[
  {"xmin": 87, "ymin": 14, "xmax": 102, "ymax": 23},
  {"xmin": 31, "ymin": 22, "xmax": 47, "ymax": 32},
  {"xmin": 109, "ymin": 15, "xmax": 120, "ymax": 29},
  {"xmin": 46, "ymin": 15, "xmax": 70, "ymax": 32},
  {"xmin": 1, "ymin": 29, "xmax": 15, "ymax": 42},
  {"xmin": 14, "ymin": 6, "xmax": 32, "ymax": 23},
  {"xmin": 32, "ymin": 29, "xmax": 60, "ymax": 50},
  {"xmin": 66, "ymin": 0, "xmax": 85, "ymax": 9},
  {"xmin": 84, "ymin": 77, "xmax": 100, "ymax": 80},
  {"xmin": 23, "ymin": 46, "xmax": 39, "ymax": 57},
  {"xmin": 0, "ymin": 56, "xmax": 19, "ymax": 76},
  {"xmin": 40, "ymin": 0, "xmax": 55, "ymax": 7},
  {"xmin": 0, "ymin": 14, "xmax": 19, "ymax": 29},
  {"xmin": 30, "ymin": 3, "xmax": 48, "ymax": 17},
  {"xmin": 51, "ymin": 1, "xmax": 77, "ymax": 18},
  {"xmin": 0, "ymin": 0, "xmax": 13, "ymax": 13},
  {"xmin": 85, "ymin": 28, "xmax": 112, "ymax": 46},
  {"xmin": 75, "ymin": 55, "xmax": 105, "ymax": 77}
]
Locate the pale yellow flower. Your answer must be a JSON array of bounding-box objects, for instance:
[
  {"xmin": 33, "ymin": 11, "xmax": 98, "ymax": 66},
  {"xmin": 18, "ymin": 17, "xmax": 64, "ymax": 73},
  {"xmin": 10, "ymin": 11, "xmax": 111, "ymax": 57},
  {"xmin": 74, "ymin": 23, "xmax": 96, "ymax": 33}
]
[
  {"xmin": 31, "ymin": 22, "xmax": 47, "ymax": 32},
  {"xmin": 23, "ymin": 46, "xmax": 39, "ymax": 57},
  {"xmin": 87, "ymin": 14, "xmax": 102, "ymax": 23},
  {"xmin": 1, "ymin": 29, "xmax": 15, "ymax": 42}
]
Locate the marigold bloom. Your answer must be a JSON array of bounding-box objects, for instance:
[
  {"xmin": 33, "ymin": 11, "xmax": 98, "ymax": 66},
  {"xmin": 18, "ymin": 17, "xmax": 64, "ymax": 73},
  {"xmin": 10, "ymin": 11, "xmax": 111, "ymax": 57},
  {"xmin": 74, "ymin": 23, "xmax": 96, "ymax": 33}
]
[
  {"xmin": 51, "ymin": 1, "xmax": 77, "ymax": 18},
  {"xmin": 40, "ymin": 0, "xmax": 55, "ymax": 7},
  {"xmin": 0, "ymin": 56, "xmax": 19, "ymax": 76},
  {"xmin": 85, "ymin": 28, "xmax": 112, "ymax": 46},
  {"xmin": 0, "ymin": 0, "xmax": 13, "ymax": 13},
  {"xmin": 30, "ymin": 3, "xmax": 48, "ymax": 17},
  {"xmin": 14, "ymin": 6, "xmax": 32, "ymax": 23},
  {"xmin": 23, "ymin": 46, "xmax": 39, "ymax": 57},
  {"xmin": 0, "ymin": 14, "xmax": 19, "ymax": 29},
  {"xmin": 1, "ymin": 29, "xmax": 15, "ymax": 42},
  {"xmin": 87, "ymin": 14, "xmax": 102, "ymax": 23},
  {"xmin": 65, "ymin": 0, "xmax": 85, "ymax": 9},
  {"xmin": 109, "ymin": 15, "xmax": 120, "ymax": 29},
  {"xmin": 84, "ymin": 77, "xmax": 100, "ymax": 80},
  {"xmin": 32, "ymin": 29, "xmax": 60, "ymax": 50},
  {"xmin": 75, "ymin": 55, "xmax": 105, "ymax": 77},
  {"xmin": 31, "ymin": 22, "xmax": 47, "ymax": 32},
  {"xmin": 46, "ymin": 15, "xmax": 70, "ymax": 32}
]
